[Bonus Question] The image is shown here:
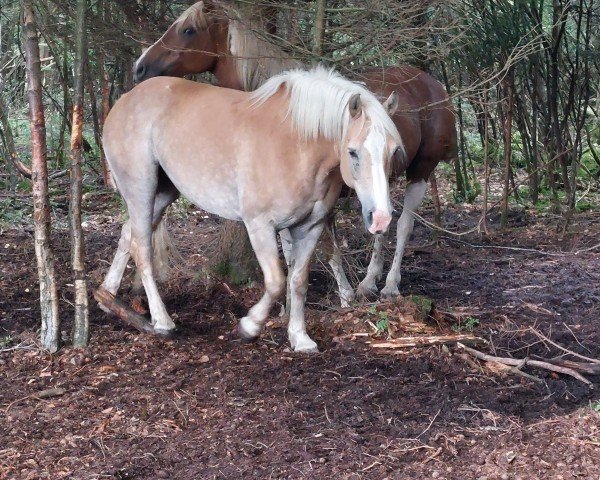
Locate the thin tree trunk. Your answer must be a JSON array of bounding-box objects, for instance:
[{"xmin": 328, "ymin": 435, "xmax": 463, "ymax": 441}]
[
  {"xmin": 429, "ymin": 173, "xmax": 441, "ymax": 244},
  {"xmin": 0, "ymin": 87, "xmax": 32, "ymax": 179},
  {"xmin": 530, "ymin": 63, "xmax": 540, "ymax": 205},
  {"xmin": 313, "ymin": 0, "xmax": 327, "ymax": 57},
  {"xmin": 456, "ymin": 95, "xmax": 470, "ymax": 200},
  {"xmin": 23, "ymin": 1, "xmax": 60, "ymax": 352},
  {"xmin": 70, "ymin": 0, "xmax": 89, "ymax": 347},
  {"xmin": 482, "ymin": 86, "xmax": 489, "ymax": 235},
  {"xmin": 500, "ymin": 71, "xmax": 514, "ymax": 229},
  {"xmin": 98, "ymin": 0, "xmax": 112, "ymax": 188}
]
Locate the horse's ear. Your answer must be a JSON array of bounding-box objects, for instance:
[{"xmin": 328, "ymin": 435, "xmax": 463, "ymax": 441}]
[
  {"xmin": 348, "ymin": 93, "xmax": 362, "ymax": 119},
  {"xmin": 383, "ymin": 91, "xmax": 399, "ymax": 116}
]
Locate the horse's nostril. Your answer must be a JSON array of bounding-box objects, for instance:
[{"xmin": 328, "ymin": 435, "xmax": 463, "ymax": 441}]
[{"xmin": 367, "ymin": 211, "xmax": 373, "ymax": 225}]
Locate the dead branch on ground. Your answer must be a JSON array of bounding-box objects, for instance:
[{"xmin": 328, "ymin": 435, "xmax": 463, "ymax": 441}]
[{"xmin": 457, "ymin": 342, "xmax": 595, "ymax": 386}]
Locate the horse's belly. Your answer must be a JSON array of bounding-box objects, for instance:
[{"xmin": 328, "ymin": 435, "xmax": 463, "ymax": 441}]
[{"xmin": 167, "ymin": 171, "xmax": 242, "ymax": 221}]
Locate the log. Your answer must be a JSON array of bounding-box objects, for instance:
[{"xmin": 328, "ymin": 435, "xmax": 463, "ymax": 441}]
[
  {"xmin": 371, "ymin": 334, "xmax": 487, "ymax": 349},
  {"xmin": 94, "ymin": 287, "xmax": 155, "ymax": 334}
]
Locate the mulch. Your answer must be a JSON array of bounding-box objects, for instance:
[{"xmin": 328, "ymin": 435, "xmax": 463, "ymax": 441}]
[{"xmin": 0, "ymin": 193, "xmax": 599, "ymax": 479}]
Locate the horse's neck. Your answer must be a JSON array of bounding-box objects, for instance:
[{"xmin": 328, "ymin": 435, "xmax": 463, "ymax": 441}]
[
  {"xmin": 213, "ymin": 55, "xmax": 245, "ymax": 90},
  {"xmin": 225, "ymin": 19, "xmax": 301, "ymax": 91}
]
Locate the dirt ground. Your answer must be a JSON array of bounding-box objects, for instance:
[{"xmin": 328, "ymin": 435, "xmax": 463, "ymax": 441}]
[{"xmin": 0, "ymin": 189, "xmax": 599, "ymax": 480}]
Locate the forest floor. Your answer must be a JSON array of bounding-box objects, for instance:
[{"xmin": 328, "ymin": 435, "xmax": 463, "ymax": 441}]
[{"xmin": 0, "ymin": 183, "xmax": 599, "ymax": 480}]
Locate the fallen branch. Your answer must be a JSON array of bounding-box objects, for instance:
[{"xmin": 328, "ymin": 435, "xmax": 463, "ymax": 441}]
[
  {"xmin": 457, "ymin": 342, "xmax": 593, "ymax": 386},
  {"xmin": 372, "ymin": 334, "xmax": 487, "ymax": 349},
  {"xmin": 529, "ymin": 328, "xmax": 600, "ymax": 364},
  {"xmin": 93, "ymin": 287, "xmax": 155, "ymax": 334},
  {"xmin": 542, "ymin": 358, "xmax": 600, "ymax": 375}
]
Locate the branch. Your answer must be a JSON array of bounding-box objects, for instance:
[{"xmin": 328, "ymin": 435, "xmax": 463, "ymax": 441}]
[{"xmin": 457, "ymin": 343, "xmax": 593, "ymax": 386}]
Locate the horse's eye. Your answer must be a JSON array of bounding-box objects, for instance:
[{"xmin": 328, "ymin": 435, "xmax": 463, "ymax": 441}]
[
  {"xmin": 182, "ymin": 27, "xmax": 196, "ymax": 36},
  {"xmin": 348, "ymin": 149, "xmax": 359, "ymax": 160}
]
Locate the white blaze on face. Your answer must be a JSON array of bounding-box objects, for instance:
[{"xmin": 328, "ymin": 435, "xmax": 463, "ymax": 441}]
[{"xmin": 363, "ymin": 127, "xmax": 390, "ymax": 213}]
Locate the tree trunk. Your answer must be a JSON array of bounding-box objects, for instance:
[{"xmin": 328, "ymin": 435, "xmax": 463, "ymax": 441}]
[
  {"xmin": 481, "ymin": 86, "xmax": 489, "ymax": 235},
  {"xmin": 500, "ymin": 70, "xmax": 514, "ymax": 229},
  {"xmin": 69, "ymin": 0, "xmax": 89, "ymax": 347},
  {"xmin": 211, "ymin": 221, "xmax": 259, "ymax": 285},
  {"xmin": 313, "ymin": 0, "xmax": 327, "ymax": 57},
  {"xmin": 0, "ymin": 87, "xmax": 32, "ymax": 180},
  {"xmin": 429, "ymin": 173, "xmax": 442, "ymax": 244},
  {"xmin": 23, "ymin": 1, "xmax": 60, "ymax": 353},
  {"xmin": 98, "ymin": 0, "xmax": 113, "ymax": 188}
]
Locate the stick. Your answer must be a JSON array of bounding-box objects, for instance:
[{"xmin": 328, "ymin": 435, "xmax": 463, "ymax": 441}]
[
  {"xmin": 93, "ymin": 287, "xmax": 155, "ymax": 334},
  {"xmin": 529, "ymin": 328, "xmax": 600, "ymax": 364},
  {"xmin": 457, "ymin": 343, "xmax": 592, "ymax": 386},
  {"xmin": 372, "ymin": 334, "xmax": 487, "ymax": 349},
  {"xmin": 543, "ymin": 358, "xmax": 600, "ymax": 375}
]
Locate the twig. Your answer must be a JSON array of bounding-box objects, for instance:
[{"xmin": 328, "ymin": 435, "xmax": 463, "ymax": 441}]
[
  {"xmin": 424, "ymin": 447, "xmax": 443, "ymax": 464},
  {"xmin": 529, "ymin": 328, "xmax": 600, "ymax": 364},
  {"xmin": 457, "ymin": 343, "xmax": 593, "ymax": 386},
  {"xmin": 372, "ymin": 334, "xmax": 487, "ymax": 349},
  {"xmin": 416, "ymin": 409, "xmax": 441, "ymax": 440},
  {"xmin": 440, "ymin": 236, "xmax": 567, "ymax": 257}
]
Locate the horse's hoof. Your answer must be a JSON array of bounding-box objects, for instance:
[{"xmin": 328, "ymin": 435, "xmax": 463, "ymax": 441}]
[
  {"xmin": 357, "ymin": 283, "xmax": 379, "ymax": 302},
  {"xmin": 290, "ymin": 334, "xmax": 319, "ymax": 353},
  {"xmin": 339, "ymin": 292, "xmax": 355, "ymax": 308},
  {"xmin": 294, "ymin": 344, "xmax": 319, "ymax": 353},
  {"xmin": 153, "ymin": 326, "xmax": 178, "ymax": 338},
  {"xmin": 380, "ymin": 285, "xmax": 400, "ymax": 300},
  {"xmin": 98, "ymin": 303, "xmax": 112, "ymax": 314},
  {"xmin": 238, "ymin": 316, "xmax": 261, "ymax": 341}
]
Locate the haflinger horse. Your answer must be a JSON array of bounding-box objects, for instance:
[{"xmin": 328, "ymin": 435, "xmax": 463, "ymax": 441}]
[
  {"xmin": 134, "ymin": 1, "xmax": 458, "ymax": 305},
  {"xmin": 100, "ymin": 66, "xmax": 402, "ymax": 352}
]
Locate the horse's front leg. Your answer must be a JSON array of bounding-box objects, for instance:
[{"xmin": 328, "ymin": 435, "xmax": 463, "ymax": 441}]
[
  {"xmin": 380, "ymin": 179, "xmax": 428, "ymax": 299},
  {"xmin": 238, "ymin": 224, "xmax": 285, "ymax": 340},
  {"xmin": 325, "ymin": 215, "xmax": 355, "ymax": 307},
  {"xmin": 286, "ymin": 222, "xmax": 325, "ymax": 352},
  {"xmin": 356, "ymin": 233, "xmax": 386, "ymax": 300}
]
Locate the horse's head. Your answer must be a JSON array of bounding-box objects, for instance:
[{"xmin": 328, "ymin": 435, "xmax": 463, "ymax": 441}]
[
  {"xmin": 340, "ymin": 92, "xmax": 401, "ymax": 235},
  {"xmin": 134, "ymin": 1, "xmax": 222, "ymax": 83}
]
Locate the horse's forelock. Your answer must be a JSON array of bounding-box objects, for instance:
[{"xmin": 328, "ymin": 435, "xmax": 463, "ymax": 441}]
[{"xmin": 175, "ymin": 2, "xmax": 209, "ymax": 34}]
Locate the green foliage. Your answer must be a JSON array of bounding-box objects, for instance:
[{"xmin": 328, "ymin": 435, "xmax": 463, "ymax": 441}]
[
  {"xmin": 0, "ymin": 198, "xmax": 30, "ymax": 226},
  {"xmin": 213, "ymin": 260, "xmax": 251, "ymax": 286},
  {"xmin": 0, "ymin": 335, "xmax": 15, "ymax": 349},
  {"xmin": 409, "ymin": 295, "xmax": 433, "ymax": 315},
  {"xmin": 592, "ymin": 400, "xmax": 600, "ymax": 412},
  {"xmin": 375, "ymin": 312, "xmax": 389, "ymax": 333},
  {"xmin": 451, "ymin": 316, "xmax": 480, "ymax": 333}
]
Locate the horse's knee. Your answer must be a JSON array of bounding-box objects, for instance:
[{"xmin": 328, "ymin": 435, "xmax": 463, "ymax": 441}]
[{"xmin": 290, "ymin": 271, "xmax": 308, "ymax": 297}]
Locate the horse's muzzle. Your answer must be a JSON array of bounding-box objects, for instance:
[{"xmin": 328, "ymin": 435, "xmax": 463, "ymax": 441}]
[{"xmin": 366, "ymin": 210, "xmax": 392, "ymax": 235}]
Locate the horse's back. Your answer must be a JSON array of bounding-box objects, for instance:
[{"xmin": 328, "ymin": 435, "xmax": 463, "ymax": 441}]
[{"xmin": 360, "ymin": 66, "xmax": 457, "ymax": 181}]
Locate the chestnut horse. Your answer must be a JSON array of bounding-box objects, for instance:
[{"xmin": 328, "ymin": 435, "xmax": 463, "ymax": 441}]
[
  {"xmin": 100, "ymin": 67, "xmax": 401, "ymax": 352},
  {"xmin": 135, "ymin": 1, "xmax": 457, "ymax": 303}
]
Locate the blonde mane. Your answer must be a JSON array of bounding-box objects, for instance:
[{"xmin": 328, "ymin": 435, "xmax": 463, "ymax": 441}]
[
  {"xmin": 175, "ymin": 2, "xmax": 208, "ymax": 34},
  {"xmin": 226, "ymin": 7, "xmax": 301, "ymax": 91},
  {"xmin": 251, "ymin": 67, "xmax": 402, "ymax": 148}
]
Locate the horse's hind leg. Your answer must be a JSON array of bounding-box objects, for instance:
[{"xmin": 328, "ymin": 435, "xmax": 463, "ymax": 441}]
[
  {"xmin": 100, "ymin": 187, "xmax": 178, "ymax": 301},
  {"xmin": 238, "ymin": 223, "xmax": 285, "ymax": 341},
  {"xmin": 286, "ymin": 222, "xmax": 325, "ymax": 352},
  {"xmin": 100, "ymin": 220, "xmax": 133, "ymax": 301}
]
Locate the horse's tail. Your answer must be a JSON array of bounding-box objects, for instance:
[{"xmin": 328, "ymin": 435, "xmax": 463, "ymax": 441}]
[{"xmin": 132, "ymin": 215, "xmax": 180, "ymax": 291}]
